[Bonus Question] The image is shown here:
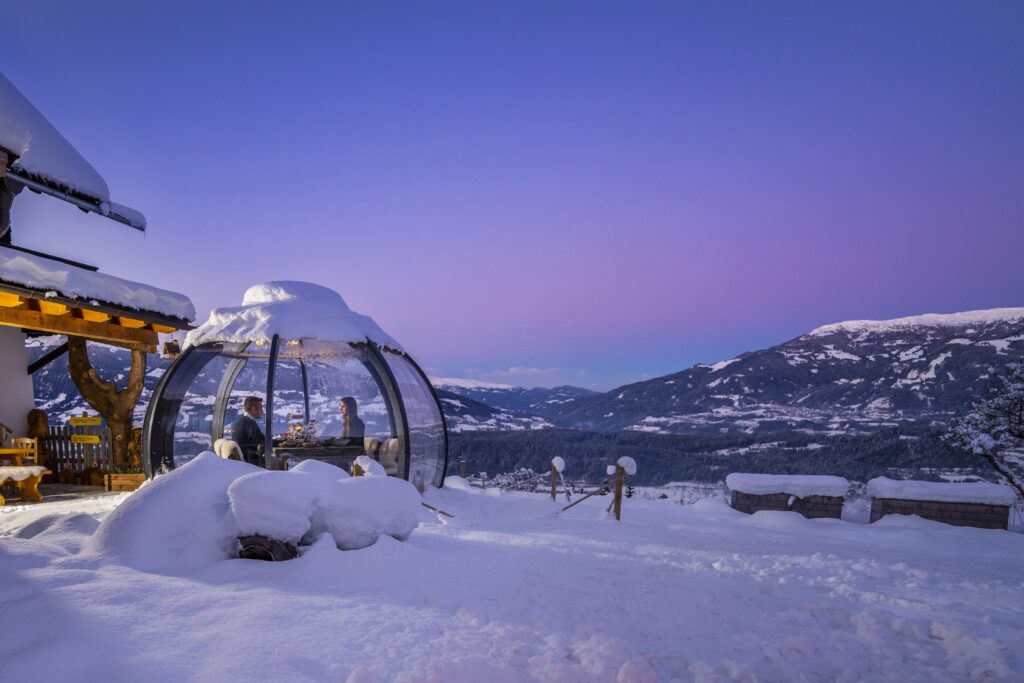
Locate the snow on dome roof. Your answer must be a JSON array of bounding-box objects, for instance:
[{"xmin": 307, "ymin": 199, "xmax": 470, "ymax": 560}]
[
  {"xmin": 807, "ymin": 308, "xmax": 1024, "ymax": 338},
  {"xmin": 184, "ymin": 281, "xmax": 402, "ymax": 350},
  {"xmin": 0, "ymin": 245, "xmax": 195, "ymax": 321},
  {"xmin": 0, "ymin": 71, "xmax": 109, "ymax": 202}
]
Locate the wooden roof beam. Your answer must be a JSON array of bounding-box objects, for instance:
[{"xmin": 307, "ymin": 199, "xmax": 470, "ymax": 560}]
[{"xmin": 0, "ymin": 305, "xmax": 157, "ymax": 352}]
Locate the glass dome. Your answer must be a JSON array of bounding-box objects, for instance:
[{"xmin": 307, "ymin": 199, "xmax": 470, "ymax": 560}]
[{"xmin": 141, "ymin": 283, "xmax": 447, "ymax": 489}]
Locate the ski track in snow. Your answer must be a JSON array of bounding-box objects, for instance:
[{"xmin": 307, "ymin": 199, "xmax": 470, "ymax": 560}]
[{"xmin": 1, "ymin": 487, "xmax": 1023, "ymax": 682}]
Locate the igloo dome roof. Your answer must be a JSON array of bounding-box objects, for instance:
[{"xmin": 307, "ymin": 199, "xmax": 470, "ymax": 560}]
[{"xmin": 184, "ymin": 281, "xmax": 402, "ymax": 350}]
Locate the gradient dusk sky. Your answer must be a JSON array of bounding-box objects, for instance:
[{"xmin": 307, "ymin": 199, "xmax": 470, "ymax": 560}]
[{"xmin": 4, "ymin": 1, "xmax": 1022, "ymax": 390}]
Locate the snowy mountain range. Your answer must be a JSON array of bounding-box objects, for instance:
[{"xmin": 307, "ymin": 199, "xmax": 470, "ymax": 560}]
[
  {"xmin": 28, "ymin": 307, "xmax": 1024, "ymax": 439},
  {"xmin": 430, "ymin": 378, "xmax": 597, "ymax": 428},
  {"xmin": 546, "ymin": 307, "xmax": 1024, "ymax": 435}
]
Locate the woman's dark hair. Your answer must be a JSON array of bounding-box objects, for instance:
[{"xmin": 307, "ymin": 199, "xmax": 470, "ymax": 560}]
[{"xmin": 340, "ymin": 396, "xmax": 358, "ymax": 417}]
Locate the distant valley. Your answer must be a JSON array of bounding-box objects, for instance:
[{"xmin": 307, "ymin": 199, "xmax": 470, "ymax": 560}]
[{"xmin": 28, "ymin": 307, "xmax": 1024, "ymax": 484}]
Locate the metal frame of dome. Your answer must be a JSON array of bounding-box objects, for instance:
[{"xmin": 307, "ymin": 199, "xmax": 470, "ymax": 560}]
[{"xmin": 141, "ymin": 334, "xmax": 448, "ymax": 488}]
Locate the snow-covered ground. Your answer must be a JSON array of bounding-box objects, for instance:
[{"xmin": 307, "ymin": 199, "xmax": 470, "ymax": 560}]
[{"xmin": 1, "ymin": 475, "xmax": 1023, "ymax": 682}]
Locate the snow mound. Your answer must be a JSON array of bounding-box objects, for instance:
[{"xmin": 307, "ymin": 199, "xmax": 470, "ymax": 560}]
[
  {"xmin": 551, "ymin": 456, "xmax": 565, "ymax": 473},
  {"xmin": 440, "ymin": 475, "xmax": 476, "ymax": 492},
  {"xmin": 229, "ymin": 461, "xmax": 420, "ymax": 550},
  {"xmin": 185, "ymin": 281, "xmax": 401, "ymax": 349},
  {"xmin": 228, "ymin": 470, "xmax": 329, "ymax": 543},
  {"xmin": 617, "ymin": 456, "xmax": 637, "ymax": 476},
  {"xmin": 85, "ymin": 451, "xmax": 422, "ymax": 571},
  {"xmin": 289, "ymin": 458, "xmax": 350, "ymax": 478},
  {"xmin": 14, "ymin": 512, "xmax": 100, "ymax": 541},
  {"xmin": 0, "ymin": 246, "xmax": 195, "ymax": 321},
  {"xmin": 867, "ymin": 477, "xmax": 1017, "ymax": 506},
  {"xmin": 83, "ymin": 453, "xmax": 258, "ymax": 573},
  {"xmin": 319, "ymin": 477, "xmax": 422, "ymax": 550},
  {"xmin": 726, "ymin": 473, "xmax": 849, "ymax": 498},
  {"xmin": 808, "ymin": 307, "xmax": 1024, "ymax": 337}
]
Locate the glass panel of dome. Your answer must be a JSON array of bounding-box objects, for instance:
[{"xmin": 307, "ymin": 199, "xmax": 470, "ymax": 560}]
[
  {"xmin": 302, "ymin": 352, "xmax": 392, "ymax": 442},
  {"xmin": 382, "ymin": 351, "xmax": 446, "ymax": 489},
  {"xmin": 171, "ymin": 352, "xmax": 233, "ymax": 468}
]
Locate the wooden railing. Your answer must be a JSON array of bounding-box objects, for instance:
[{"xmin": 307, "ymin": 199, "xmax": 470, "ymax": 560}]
[{"xmin": 44, "ymin": 425, "xmax": 113, "ymax": 484}]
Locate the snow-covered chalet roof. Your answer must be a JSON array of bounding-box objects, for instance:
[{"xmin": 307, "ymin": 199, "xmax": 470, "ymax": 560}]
[
  {"xmin": 0, "ymin": 245, "xmax": 195, "ymax": 322},
  {"xmin": 184, "ymin": 281, "xmax": 401, "ymax": 350},
  {"xmin": 0, "ymin": 71, "xmax": 145, "ymax": 229},
  {"xmin": 808, "ymin": 308, "xmax": 1024, "ymax": 337}
]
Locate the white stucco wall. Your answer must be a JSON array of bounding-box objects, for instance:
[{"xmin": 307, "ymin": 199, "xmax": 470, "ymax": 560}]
[{"xmin": 0, "ymin": 326, "xmax": 36, "ymax": 436}]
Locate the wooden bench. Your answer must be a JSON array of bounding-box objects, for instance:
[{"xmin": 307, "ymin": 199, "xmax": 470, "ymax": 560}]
[
  {"xmin": 1, "ymin": 439, "xmax": 47, "ymax": 504},
  {"xmin": 0, "ymin": 465, "xmax": 52, "ymax": 505}
]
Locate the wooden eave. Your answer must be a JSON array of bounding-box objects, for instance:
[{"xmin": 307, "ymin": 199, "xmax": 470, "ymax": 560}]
[{"xmin": 0, "ymin": 281, "xmax": 191, "ymax": 353}]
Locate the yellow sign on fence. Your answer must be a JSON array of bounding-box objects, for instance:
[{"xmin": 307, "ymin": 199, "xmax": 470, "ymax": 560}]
[
  {"xmin": 71, "ymin": 434, "xmax": 101, "ymax": 445},
  {"xmin": 69, "ymin": 416, "xmax": 102, "ymax": 427}
]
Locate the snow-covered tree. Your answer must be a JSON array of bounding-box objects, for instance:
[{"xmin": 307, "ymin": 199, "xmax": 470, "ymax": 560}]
[{"xmin": 949, "ymin": 363, "xmax": 1024, "ymax": 499}]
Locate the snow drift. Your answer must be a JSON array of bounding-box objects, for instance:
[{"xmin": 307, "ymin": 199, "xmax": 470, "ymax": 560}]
[
  {"xmin": 84, "ymin": 452, "xmax": 422, "ymax": 573},
  {"xmin": 228, "ymin": 459, "xmax": 421, "ymax": 550}
]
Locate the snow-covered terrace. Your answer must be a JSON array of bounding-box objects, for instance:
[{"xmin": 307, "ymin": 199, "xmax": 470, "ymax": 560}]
[{"xmin": 1, "ymin": 472, "xmax": 1022, "ymax": 680}]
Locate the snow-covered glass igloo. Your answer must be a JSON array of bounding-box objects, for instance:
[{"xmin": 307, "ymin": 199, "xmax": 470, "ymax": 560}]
[{"xmin": 142, "ymin": 282, "xmax": 447, "ymax": 489}]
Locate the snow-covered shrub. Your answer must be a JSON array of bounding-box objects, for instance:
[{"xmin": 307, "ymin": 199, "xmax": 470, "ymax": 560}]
[
  {"xmin": 84, "ymin": 453, "xmax": 258, "ymax": 572},
  {"xmin": 228, "ymin": 470, "xmax": 331, "ymax": 544},
  {"xmin": 318, "ymin": 476, "xmax": 422, "ymax": 550},
  {"xmin": 84, "ymin": 451, "xmax": 423, "ymax": 570},
  {"xmin": 228, "ymin": 459, "xmax": 421, "ymax": 552}
]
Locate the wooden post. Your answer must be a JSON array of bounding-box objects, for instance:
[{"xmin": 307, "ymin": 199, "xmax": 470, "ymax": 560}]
[
  {"xmin": 352, "ymin": 462, "xmax": 364, "ymax": 477},
  {"xmin": 613, "ymin": 465, "xmax": 625, "ymax": 521},
  {"xmin": 551, "ymin": 463, "xmax": 557, "ymax": 500},
  {"xmin": 459, "ymin": 459, "xmax": 467, "ymax": 478}
]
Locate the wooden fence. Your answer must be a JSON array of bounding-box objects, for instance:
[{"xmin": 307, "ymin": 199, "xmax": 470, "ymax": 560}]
[{"xmin": 44, "ymin": 425, "xmax": 113, "ymax": 484}]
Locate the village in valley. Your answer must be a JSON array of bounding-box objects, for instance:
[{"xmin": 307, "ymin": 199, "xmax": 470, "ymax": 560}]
[{"xmin": 1, "ymin": 4, "xmax": 1023, "ymax": 682}]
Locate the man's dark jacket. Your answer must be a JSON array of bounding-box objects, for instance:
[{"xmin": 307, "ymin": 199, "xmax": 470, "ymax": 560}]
[{"xmin": 230, "ymin": 414, "xmax": 265, "ymax": 465}]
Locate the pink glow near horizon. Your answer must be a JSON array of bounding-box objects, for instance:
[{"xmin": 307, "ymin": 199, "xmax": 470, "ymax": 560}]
[{"xmin": 5, "ymin": 2, "xmax": 1023, "ymax": 389}]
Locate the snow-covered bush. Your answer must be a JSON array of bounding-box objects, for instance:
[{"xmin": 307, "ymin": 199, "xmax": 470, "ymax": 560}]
[
  {"xmin": 227, "ymin": 458, "xmax": 420, "ymax": 551},
  {"xmin": 84, "ymin": 451, "xmax": 422, "ymax": 571},
  {"xmin": 318, "ymin": 476, "xmax": 422, "ymax": 550},
  {"xmin": 84, "ymin": 453, "xmax": 258, "ymax": 572}
]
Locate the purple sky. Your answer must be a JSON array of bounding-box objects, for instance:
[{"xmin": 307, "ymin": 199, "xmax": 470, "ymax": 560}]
[{"xmin": 4, "ymin": 1, "xmax": 1023, "ymax": 390}]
